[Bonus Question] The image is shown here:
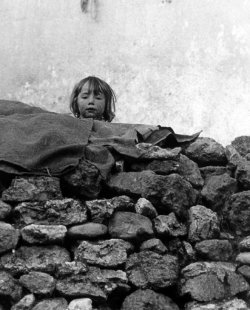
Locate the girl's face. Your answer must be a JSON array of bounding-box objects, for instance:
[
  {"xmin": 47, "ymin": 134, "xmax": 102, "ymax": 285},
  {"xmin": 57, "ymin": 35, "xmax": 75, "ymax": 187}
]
[{"xmin": 77, "ymin": 81, "xmax": 106, "ymax": 120}]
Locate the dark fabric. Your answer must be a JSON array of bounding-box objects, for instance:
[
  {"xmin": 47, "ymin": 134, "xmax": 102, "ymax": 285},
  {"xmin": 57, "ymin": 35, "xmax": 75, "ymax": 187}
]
[{"xmin": 0, "ymin": 100, "xmax": 200, "ymax": 178}]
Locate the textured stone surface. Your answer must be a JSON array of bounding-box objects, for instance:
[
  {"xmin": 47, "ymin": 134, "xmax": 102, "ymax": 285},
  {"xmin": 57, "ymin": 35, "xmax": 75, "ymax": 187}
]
[
  {"xmin": 0, "ymin": 221, "xmax": 19, "ymax": 254},
  {"xmin": 21, "ymin": 224, "xmax": 67, "ymax": 244},
  {"xmin": 231, "ymin": 136, "xmax": 250, "ymax": 157},
  {"xmin": 121, "ymin": 289, "xmax": 179, "ymax": 310},
  {"xmin": 55, "ymin": 261, "xmax": 88, "ymax": 278},
  {"xmin": 136, "ymin": 143, "xmax": 181, "ymax": 159},
  {"xmin": 75, "ymin": 239, "xmax": 133, "ymax": 268},
  {"xmin": 186, "ymin": 298, "xmax": 248, "ymax": 310},
  {"xmin": 237, "ymin": 265, "xmax": 250, "ymax": 281},
  {"xmin": 32, "ymin": 298, "xmax": 68, "ymax": 310},
  {"xmin": 167, "ymin": 239, "xmax": 196, "ymax": 267},
  {"xmin": 236, "ymin": 252, "xmax": 250, "ymax": 265},
  {"xmin": 188, "ymin": 205, "xmax": 220, "ymax": 243},
  {"xmin": 239, "ymin": 236, "xmax": 250, "ymax": 251},
  {"xmin": 67, "ymin": 223, "xmax": 107, "ymax": 239},
  {"xmin": 10, "ymin": 294, "xmax": 36, "ymax": 310},
  {"xmin": 201, "ymin": 173, "xmax": 237, "ymax": 211},
  {"xmin": 178, "ymin": 154, "xmax": 204, "ymax": 188},
  {"xmin": 180, "ymin": 262, "xmax": 249, "ymax": 302},
  {"xmin": 184, "ymin": 137, "xmax": 227, "ymax": 166},
  {"xmin": 195, "ymin": 239, "xmax": 233, "ymax": 261},
  {"xmin": 0, "ymin": 200, "xmax": 12, "ymax": 220},
  {"xmin": 235, "ymin": 160, "xmax": 250, "ymax": 190},
  {"xmin": 200, "ymin": 166, "xmax": 230, "ymax": 181},
  {"xmin": 108, "ymin": 211, "xmax": 154, "ymax": 242},
  {"xmin": 68, "ymin": 298, "xmax": 92, "ymax": 310},
  {"xmin": 0, "ymin": 245, "xmax": 70, "ymax": 275},
  {"xmin": 153, "ymin": 213, "xmax": 187, "ymax": 238},
  {"xmin": 19, "ymin": 271, "xmax": 56, "ymax": 296},
  {"xmin": 56, "ymin": 267, "xmax": 128, "ymax": 303},
  {"xmin": 140, "ymin": 238, "xmax": 168, "ymax": 254},
  {"xmin": 135, "ymin": 197, "xmax": 158, "ymax": 219},
  {"xmin": 223, "ymin": 191, "xmax": 250, "ymax": 236},
  {"xmin": 86, "ymin": 196, "xmax": 134, "ymax": 224},
  {"xmin": 2, "ymin": 176, "xmax": 62, "ymax": 202},
  {"xmin": 0, "ymin": 271, "xmax": 22, "ymax": 302},
  {"xmin": 126, "ymin": 250, "xmax": 179, "ymax": 289},
  {"xmin": 62, "ymin": 158, "xmax": 102, "ymax": 199},
  {"xmin": 13, "ymin": 198, "xmax": 87, "ymax": 227},
  {"xmin": 225, "ymin": 145, "xmax": 244, "ymax": 170},
  {"xmin": 130, "ymin": 159, "xmax": 179, "ymax": 175}
]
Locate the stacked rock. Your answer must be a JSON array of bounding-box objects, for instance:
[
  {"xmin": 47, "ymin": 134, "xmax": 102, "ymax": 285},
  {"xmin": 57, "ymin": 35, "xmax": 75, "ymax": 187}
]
[{"xmin": 0, "ymin": 136, "xmax": 250, "ymax": 310}]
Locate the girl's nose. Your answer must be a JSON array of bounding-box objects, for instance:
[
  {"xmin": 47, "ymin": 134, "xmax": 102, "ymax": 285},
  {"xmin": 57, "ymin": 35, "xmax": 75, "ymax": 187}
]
[{"xmin": 88, "ymin": 94, "xmax": 95, "ymax": 104}]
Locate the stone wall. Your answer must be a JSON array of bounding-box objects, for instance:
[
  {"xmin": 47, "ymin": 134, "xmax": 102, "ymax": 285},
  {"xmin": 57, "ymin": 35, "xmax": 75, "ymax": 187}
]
[{"xmin": 0, "ymin": 136, "xmax": 250, "ymax": 310}]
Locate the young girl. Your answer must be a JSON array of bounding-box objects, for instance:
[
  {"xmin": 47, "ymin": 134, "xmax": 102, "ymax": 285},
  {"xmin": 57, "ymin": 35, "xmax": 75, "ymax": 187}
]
[{"xmin": 69, "ymin": 76, "xmax": 116, "ymax": 122}]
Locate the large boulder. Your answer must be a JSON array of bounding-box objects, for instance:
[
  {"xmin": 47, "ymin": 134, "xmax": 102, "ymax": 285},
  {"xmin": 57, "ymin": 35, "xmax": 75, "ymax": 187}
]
[
  {"xmin": 67, "ymin": 298, "xmax": 92, "ymax": 310},
  {"xmin": 130, "ymin": 159, "xmax": 179, "ymax": 175},
  {"xmin": 231, "ymin": 136, "xmax": 250, "ymax": 157},
  {"xmin": 10, "ymin": 294, "xmax": 36, "ymax": 310},
  {"xmin": 153, "ymin": 213, "xmax": 187, "ymax": 238},
  {"xmin": 62, "ymin": 158, "xmax": 102, "ymax": 199},
  {"xmin": 108, "ymin": 212, "xmax": 154, "ymax": 242},
  {"xmin": 188, "ymin": 205, "xmax": 220, "ymax": 243},
  {"xmin": 184, "ymin": 137, "xmax": 227, "ymax": 166},
  {"xmin": 201, "ymin": 173, "xmax": 237, "ymax": 211},
  {"xmin": 0, "ymin": 222, "xmax": 19, "ymax": 254},
  {"xmin": 74, "ymin": 239, "xmax": 133, "ymax": 268},
  {"xmin": 31, "ymin": 298, "xmax": 68, "ymax": 310},
  {"xmin": 139, "ymin": 238, "xmax": 168, "ymax": 254},
  {"xmin": 222, "ymin": 191, "xmax": 250, "ymax": 236},
  {"xmin": 126, "ymin": 250, "xmax": 179, "ymax": 290},
  {"xmin": 21, "ymin": 224, "xmax": 67, "ymax": 245},
  {"xmin": 67, "ymin": 222, "xmax": 108, "ymax": 240},
  {"xmin": 194, "ymin": 239, "xmax": 233, "ymax": 261},
  {"xmin": 0, "ymin": 271, "xmax": 22, "ymax": 302},
  {"xmin": 200, "ymin": 166, "xmax": 230, "ymax": 181},
  {"xmin": 180, "ymin": 262, "xmax": 249, "ymax": 302},
  {"xmin": 121, "ymin": 289, "xmax": 179, "ymax": 310},
  {"xmin": 85, "ymin": 196, "xmax": 134, "ymax": 224},
  {"xmin": 13, "ymin": 198, "xmax": 87, "ymax": 227},
  {"xmin": 0, "ymin": 245, "xmax": 70, "ymax": 276},
  {"xmin": 19, "ymin": 271, "xmax": 56, "ymax": 296},
  {"xmin": 56, "ymin": 266, "xmax": 129, "ymax": 303},
  {"xmin": 2, "ymin": 176, "xmax": 62, "ymax": 202}
]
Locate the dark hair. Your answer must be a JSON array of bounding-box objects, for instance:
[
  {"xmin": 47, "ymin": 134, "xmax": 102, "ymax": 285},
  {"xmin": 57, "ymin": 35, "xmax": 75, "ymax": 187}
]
[{"xmin": 69, "ymin": 76, "xmax": 116, "ymax": 122}]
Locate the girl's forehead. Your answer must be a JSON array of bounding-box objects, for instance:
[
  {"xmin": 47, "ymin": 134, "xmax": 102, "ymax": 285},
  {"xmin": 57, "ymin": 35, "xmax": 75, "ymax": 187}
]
[{"xmin": 81, "ymin": 81, "xmax": 104, "ymax": 93}]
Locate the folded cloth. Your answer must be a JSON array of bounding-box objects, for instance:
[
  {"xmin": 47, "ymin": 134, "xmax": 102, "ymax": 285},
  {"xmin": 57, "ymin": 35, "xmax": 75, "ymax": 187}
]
[{"xmin": 0, "ymin": 100, "xmax": 200, "ymax": 178}]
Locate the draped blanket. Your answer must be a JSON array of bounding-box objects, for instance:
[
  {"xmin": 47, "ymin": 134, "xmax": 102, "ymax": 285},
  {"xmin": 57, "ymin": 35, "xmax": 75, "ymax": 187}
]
[{"xmin": 0, "ymin": 100, "xmax": 200, "ymax": 178}]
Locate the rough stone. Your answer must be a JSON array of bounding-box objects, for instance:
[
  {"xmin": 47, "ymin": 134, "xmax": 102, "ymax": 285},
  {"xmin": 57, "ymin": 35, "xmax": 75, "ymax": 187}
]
[
  {"xmin": 237, "ymin": 265, "xmax": 250, "ymax": 281},
  {"xmin": 236, "ymin": 252, "xmax": 250, "ymax": 265},
  {"xmin": 0, "ymin": 222, "xmax": 19, "ymax": 254},
  {"xmin": 55, "ymin": 261, "xmax": 88, "ymax": 278},
  {"xmin": 222, "ymin": 191, "xmax": 250, "ymax": 236},
  {"xmin": 86, "ymin": 196, "xmax": 134, "ymax": 224},
  {"xmin": 62, "ymin": 158, "xmax": 102, "ymax": 199},
  {"xmin": 185, "ymin": 298, "xmax": 248, "ymax": 310},
  {"xmin": 13, "ymin": 198, "xmax": 87, "ymax": 227},
  {"xmin": 67, "ymin": 223, "xmax": 107, "ymax": 239},
  {"xmin": 68, "ymin": 298, "xmax": 92, "ymax": 310},
  {"xmin": 126, "ymin": 250, "xmax": 179, "ymax": 289},
  {"xmin": 2, "ymin": 176, "xmax": 62, "ymax": 202},
  {"xmin": 225, "ymin": 145, "xmax": 244, "ymax": 170},
  {"xmin": 180, "ymin": 262, "xmax": 249, "ymax": 302},
  {"xmin": 153, "ymin": 213, "xmax": 187, "ymax": 238},
  {"xmin": 10, "ymin": 294, "xmax": 36, "ymax": 310},
  {"xmin": 184, "ymin": 137, "xmax": 227, "ymax": 166},
  {"xmin": 200, "ymin": 166, "xmax": 231, "ymax": 179},
  {"xmin": 19, "ymin": 271, "xmax": 56, "ymax": 296},
  {"xmin": 108, "ymin": 211, "xmax": 154, "ymax": 242},
  {"xmin": 130, "ymin": 159, "xmax": 179, "ymax": 175},
  {"xmin": 235, "ymin": 160, "xmax": 250, "ymax": 190},
  {"xmin": 0, "ymin": 271, "xmax": 22, "ymax": 302},
  {"xmin": 239, "ymin": 236, "xmax": 250, "ymax": 251},
  {"xmin": 0, "ymin": 200, "xmax": 12, "ymax": 220},
  {"xmin": 21, "ymin": 224, "xmax": 67, "ymax": 245},
  {"xmin": 56, "ymin": 267, "xmax": 128, "ymax": 303},
  {"xmin": 107, "ymin": 171, "xmax": 197, "ymax": 218},
  {"xmin": 140, "ymin": 238, "xmax": 168, "ymax": 254},
  {"xmin": 201, "ymin": 173, "xmax": 237, "ymax": 211},
  {"xmin": 31, "ymin": 298, "xmax": 68, "ymax": 310},
  {"xmin": 0, "ymin": 245, "xmax": 70, "ymax": 276},
  {"xmin": 75, "ymin": 239, "xmax": 133, "ymax": 268},
  {"xmin": 167, "ymin": 239, "xmax": 196, "ymax": 267},
  {"xmin": 121, "ymin": 289, "xmax": 179, "ymax": 310},
  {"xmin": 194, "ymin": 239, "xmax": 233, "ymax": 261},
  {"xmin": 136, "ymin": 143, "xmax": 181, "ymax": 160},
  {"xmin": 188, "ymin": 205, "xmax": 220, "ymax": 243},
  {"xmin": 135, "ymin": 197, "xmax": 158, "ymax": 219},
  {"xmin": 178, "ymin": 154, "xmax": 204, "ymax": 188},
  {"xmin": 231, "ymin": 136, "xmax": 250, "ymax": 157}
]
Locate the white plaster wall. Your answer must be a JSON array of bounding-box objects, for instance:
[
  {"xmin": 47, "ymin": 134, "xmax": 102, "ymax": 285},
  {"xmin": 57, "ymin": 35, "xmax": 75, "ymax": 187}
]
[{"xmin": 0, "ymin": 0, "xmax": 250, "ymax": 145}]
